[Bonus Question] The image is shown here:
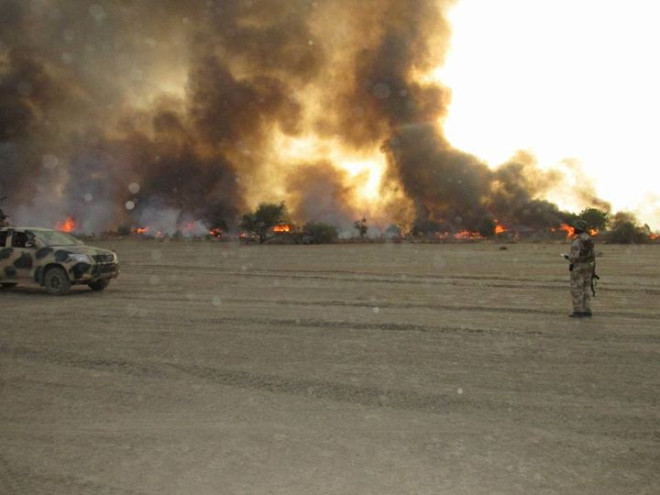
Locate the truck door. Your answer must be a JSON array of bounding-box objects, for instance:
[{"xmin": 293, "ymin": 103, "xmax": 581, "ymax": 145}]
[{"xmin": 8, "ymin": 230, "xmax": 36, "ymax": 281}]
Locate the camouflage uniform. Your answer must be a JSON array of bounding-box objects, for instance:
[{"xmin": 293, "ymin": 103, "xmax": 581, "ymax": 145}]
[{"xmin": 568, "ymin": 229, "xmax": 595, "ymax": 317}]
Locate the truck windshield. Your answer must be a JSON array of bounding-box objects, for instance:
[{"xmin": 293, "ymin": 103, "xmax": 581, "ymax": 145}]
[{"xmin": 31, "ymin": 230, "xmax": 83, "ymax": 247}]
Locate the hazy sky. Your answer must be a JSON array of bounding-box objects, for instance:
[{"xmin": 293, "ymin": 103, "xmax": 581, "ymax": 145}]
[{"xmin": 437, "ymin": 0, "xmax": 660, "ymax": 228}]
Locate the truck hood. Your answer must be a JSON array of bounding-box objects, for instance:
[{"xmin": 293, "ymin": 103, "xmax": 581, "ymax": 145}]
[{"xmin": 52, "ymin": 245, "xmax": 117, "ymax": 259}]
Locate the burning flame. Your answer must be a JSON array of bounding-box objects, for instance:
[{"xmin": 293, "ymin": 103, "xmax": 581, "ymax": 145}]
[
  {"xmin": 272, "ymin": 132, "xmax": 387, "ymax": 207},
  {"xmin": 134, "ymin": 226, "xmax": 164, "ymax": 238},
  {"xmin": 56, "ymin": 217, "xmax": 76, "ymax": 232},
  {"xmin": 550, "ymin": 223, "xmax": 574, "ymax": 238},
  {"xmin": 273, "ymin": 224, "xmax": 293, "ymax": 233},
  {"xmin": 494, "ymin": 221, "xmax": 507, "ymax": 235},
  {"xmin": 559, "ymin": 223, "xmax": 574, "ymax": 236},
  {"xmin": 209, "ymin": 227, "xmax": 223, "ymax": 237},
  {"xmin": 453, "ymin": 230, "xmax": 483, "ymax": 240},
  {"xmin": 549, "ymin": 224, "xmax": 599, "ymax": 238}
]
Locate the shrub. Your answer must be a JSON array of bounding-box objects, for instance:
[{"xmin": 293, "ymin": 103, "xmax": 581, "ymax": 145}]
[
  {"xmin": 477, "ymin": 217, "xmax": 496, "ymax": 237},
  {"xmin": 303, "ymin": 221, "xmax": 338, "ymax": 244},
  {"xmin": 353, "ymin": 217, "xmax": 368, "ymax": 238},
  {"xmin": 240, "ymin": 202, "xmax": 289, "ymax": 243}
]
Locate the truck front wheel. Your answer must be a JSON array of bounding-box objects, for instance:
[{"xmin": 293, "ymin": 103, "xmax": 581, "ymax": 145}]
[{"xmin": 44, "ymin": 267, "xmax": 71, "ymax": 295}]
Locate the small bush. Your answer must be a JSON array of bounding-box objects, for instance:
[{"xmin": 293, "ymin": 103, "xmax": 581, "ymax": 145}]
[
  {"xmin": 117, "ymin": 224, "xmax": 132, "ymax": 236},
  {"xmin": 477, "ymin": 217, "xmax": 496, "ymax": 237},
  {"xmin": 605, "ymin": 222, "xmax": 648, "ymax": 244},
  {"xmin": 303, "ymin": 222, "xmax": 339, "ymax": 244}
]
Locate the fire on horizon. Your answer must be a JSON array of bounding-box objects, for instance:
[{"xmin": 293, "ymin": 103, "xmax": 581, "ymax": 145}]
[{"xmin": 0, "ymin": 0, "xmax": 657, "ymax": 235}]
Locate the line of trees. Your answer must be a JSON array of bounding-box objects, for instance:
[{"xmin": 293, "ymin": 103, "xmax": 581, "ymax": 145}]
[
  {"xmin": 569, "ymin": 208, "xmax": 655, "ymax": 244},
  {"xmin": 239, "ymin": 202, "xmax": 341, "ymax": 244},
  {"xmin": 239, "ymin": 202, "xmax": 375, "ymax": 244},
  {"xmin": 475, "ymin": 207, "xmax": 655, "ymax": 244},
  {"xmin": 239, "ymin": 202, "xmax": 657, "ymax": 244}
]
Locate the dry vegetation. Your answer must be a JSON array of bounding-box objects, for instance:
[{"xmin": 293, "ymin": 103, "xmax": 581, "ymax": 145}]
[{"xmin": 1, "ymin": 240, "xmax": 658, "ymax": 494}]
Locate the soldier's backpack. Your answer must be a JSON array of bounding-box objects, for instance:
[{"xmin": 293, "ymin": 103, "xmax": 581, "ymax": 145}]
[{"xmin": 580, "ymin": 236, "xmax": 595, "ymax": 263}]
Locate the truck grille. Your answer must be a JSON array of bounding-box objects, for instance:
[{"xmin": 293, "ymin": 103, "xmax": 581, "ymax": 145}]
[
  {"xmin": 99, "ymin": 263, "xmax": 118, "ymax": 274},
  {"xmin": 93, "ymin": 254, "xmax": 114, "ymax": 263},
  {"xmin": 92, "ymin": 263, "xmax": 118, "ymax": 277}
]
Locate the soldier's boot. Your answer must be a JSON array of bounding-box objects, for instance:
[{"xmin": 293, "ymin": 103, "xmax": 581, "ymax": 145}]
[{"xmin": 569, "ymin": 312, "xmax": 585, "ymax": 318}]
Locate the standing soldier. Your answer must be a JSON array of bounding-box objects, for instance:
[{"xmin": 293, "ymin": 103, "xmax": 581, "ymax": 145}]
[{"xmin": 566, "ymin": 220, "xmax": 596, "ymax": 317}]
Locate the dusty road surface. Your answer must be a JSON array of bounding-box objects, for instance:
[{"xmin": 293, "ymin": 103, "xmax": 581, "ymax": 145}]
[{"xmin": 1, "ymin": 240, "xmax": 658, "ymax": 494}]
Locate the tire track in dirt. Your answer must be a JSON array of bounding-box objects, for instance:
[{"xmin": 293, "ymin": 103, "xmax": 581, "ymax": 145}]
[
  {"xmin": 213, "ymin": 299, "xmax": 660, "ymax": 322},
  {"xmin": 4, "ymin": 346, "xmax": 657, "ymax": 444},
  {"xmin": 127, "ymin": 263, "xmax": 568, "ymax": 286},
  {"xmin": 106, "ymin": 292, "xmax": 660, "ymax": 322},
  {"xmin": 207, "ymin": 315, "xmax": 544, "ymax": 336},
  {"xmin": 1, "ymin": 347, "xmax": 168, "ymax": 380},
  {"xmin": 203, "ymin": 315, "xmax": 660, "ymax": 339},
  {"xmin": 0, "ymin": 454, "xmax": 145, "ymax": 495},
  {"xmin": 3, "ymin": 345, "xmax": 538, "ymax": 419},
  {"xmin": 2, "ymin": 345, "xmax": 655, "ymax": 425},
  {"xmin": 0, "ymin": 346, "xmax": 518, "ymax": 417},
  {"xmin": 124, "ymin": 263, "xmax": 660, "ymax": 294},
  {"xmin": 3, "ymin": 346, "xmax": 461, "ymax": 415},
  {"xmin": 168, "ymin": 363, "xmax": 464, "ymax": 414},
  {"xmin": 0, "ymin": 455, "xmax": 21, "ymax": 495}
]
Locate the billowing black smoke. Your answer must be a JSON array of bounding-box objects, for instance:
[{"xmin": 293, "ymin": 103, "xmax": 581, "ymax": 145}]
[{"xmin": 0, "ymin": 0, "xmax": 608, "ymax": 233}]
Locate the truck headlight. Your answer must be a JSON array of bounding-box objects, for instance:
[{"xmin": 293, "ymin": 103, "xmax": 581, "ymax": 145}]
[{"xmin": 69, "ymin": 254, "xmax": 92, "ymax": 263}]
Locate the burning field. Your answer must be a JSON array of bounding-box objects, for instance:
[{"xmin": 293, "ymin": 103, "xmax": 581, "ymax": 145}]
[{"xmin": 1, "ymin": 240, "xmax": 659, "ymax": 493}]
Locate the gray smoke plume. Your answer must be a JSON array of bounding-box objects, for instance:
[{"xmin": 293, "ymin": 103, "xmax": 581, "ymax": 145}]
[
  {"xmin": 285, "ymin": 161, "xmax": 357, "ymax": 232},
  {"xmin": 0, "ymin": 0, "xmax": 608, "ymax": 233}
]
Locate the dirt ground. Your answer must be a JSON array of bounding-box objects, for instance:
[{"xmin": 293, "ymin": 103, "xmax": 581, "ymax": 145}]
[{"xmin": 1, "ymin": 240, "xmax": 658, "ymax": 494}]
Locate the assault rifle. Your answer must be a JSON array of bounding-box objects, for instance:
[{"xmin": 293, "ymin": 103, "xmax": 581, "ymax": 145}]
[{"xmin": 591, "ymin": 259, "xmax": 600, "ymax": 297}]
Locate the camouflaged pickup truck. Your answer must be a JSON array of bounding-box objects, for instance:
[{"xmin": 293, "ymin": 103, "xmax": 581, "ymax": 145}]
[{"xmin": 0, "ymin": 227, "xmax": 119, "ymax": 295}]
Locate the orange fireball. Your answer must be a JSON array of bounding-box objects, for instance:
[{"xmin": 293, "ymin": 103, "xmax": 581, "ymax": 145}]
[
  {"xmin": 56, "ymin": 217, "xmax": 76, "ymax": 232},
  {"xmin": 550, "ymin": 223, "xmax": 574, "ymax": 237},
  {"xmin": 494, "ymin": 220, "xmax": 507, "ymax": 235}
]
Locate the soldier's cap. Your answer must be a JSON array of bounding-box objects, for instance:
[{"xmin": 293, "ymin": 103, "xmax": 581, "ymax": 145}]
[{"xmin": 573, "ymin": 219, "xmax": 588, "ymax": 232}]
